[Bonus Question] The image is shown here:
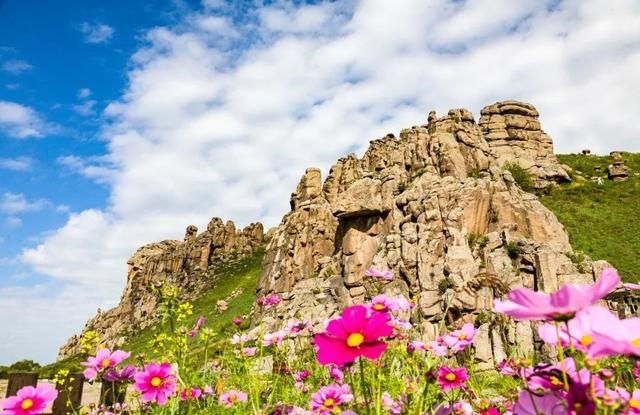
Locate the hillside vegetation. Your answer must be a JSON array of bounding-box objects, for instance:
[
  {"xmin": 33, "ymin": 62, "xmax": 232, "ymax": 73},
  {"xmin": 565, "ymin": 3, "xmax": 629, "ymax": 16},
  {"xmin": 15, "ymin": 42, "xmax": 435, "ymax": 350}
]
[
  {"xmin": 540, "ymin": 152, "xmax": 640, "ymax": 283},
  {"xmin": 36, "ymin": 153, "xmax": 639, "ymax": 374}
]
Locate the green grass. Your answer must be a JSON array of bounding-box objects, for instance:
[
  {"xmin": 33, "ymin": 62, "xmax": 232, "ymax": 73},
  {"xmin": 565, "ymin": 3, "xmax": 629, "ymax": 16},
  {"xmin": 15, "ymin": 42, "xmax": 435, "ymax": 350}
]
[
  {"xmin": 40, "ymin": 247, "xmax": 264, "ymax": 377},
  {"xmin": 540, "ymin": 153, "xmax": 640, "ymax": 282}
]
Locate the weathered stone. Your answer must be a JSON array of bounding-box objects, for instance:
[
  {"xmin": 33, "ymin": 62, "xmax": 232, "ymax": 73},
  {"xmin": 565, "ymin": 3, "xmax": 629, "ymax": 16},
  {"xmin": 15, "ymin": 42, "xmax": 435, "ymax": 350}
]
[
  {"xmin": 58, "ymin": 218, "xmax": 264, "ymax": 359},
  {"xmin": 255, "ymin": 100, "xmax": 608, "ymax": 360}
]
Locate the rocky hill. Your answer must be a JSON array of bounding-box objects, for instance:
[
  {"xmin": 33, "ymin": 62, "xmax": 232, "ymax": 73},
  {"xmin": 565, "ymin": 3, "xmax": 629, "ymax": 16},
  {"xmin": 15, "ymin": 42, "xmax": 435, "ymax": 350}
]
[
  {"xmin": 256, "ymin": 100, "xmax": 614, "ymax": 369},
  {"xmin": 58, "ymin": 218, "xmax": 264, "ymax": 359},
  {"xmin": 59, "ymin": 100, "xmax": 636, "ymax": 368}
]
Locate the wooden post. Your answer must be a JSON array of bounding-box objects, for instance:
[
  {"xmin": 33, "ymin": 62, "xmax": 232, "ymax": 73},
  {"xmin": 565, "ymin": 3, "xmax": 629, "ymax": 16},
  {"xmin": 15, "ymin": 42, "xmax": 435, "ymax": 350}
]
[
  {"xmin": 6, "ymin": 372, "xmax": 38, "ymax": 397},
  {"xmin": 100, "ymin": 380, "xmax": 127, "ymax": 407},
  {"xmin": 52, "ymin": 373, "xmax": 84, "ymax": 415}
]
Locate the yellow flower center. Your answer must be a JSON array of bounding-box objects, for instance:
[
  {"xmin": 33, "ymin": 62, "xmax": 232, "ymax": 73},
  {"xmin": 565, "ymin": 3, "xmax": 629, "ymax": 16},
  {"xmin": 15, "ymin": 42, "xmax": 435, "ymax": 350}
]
[
  {"xmin": 102, "ymin": 358, "xmax": 111, "ymax": 367},
  {"xmin": 150, "ymin": 376, "xmax": 163, "ymax": 387},
  {"xmin": 457, "ymin": 333, "xmax": 466, "ymax": 340},
  {"xmin": 323, "ymin": 398, "xmax": 335, "ymax": 408},
  {"xmin": 21, "ymin": 399, "xmax": 34, "ymax": 410},
  {"xmin": 627, "ymin": 398, "xmax": 640, "ymax": 409},
  {"xmin": 373, "ymin": 304, "xmax": 385, "ymax": 311},
  {"xmin": 445, "ymin": 373, "xmax": 457, "ymax": 382},
  {"xmin": 579, "ymin": 335, "xmax": 593, "ymax": 346},
  {"xmin": 230, "ymin": 395, "xmax": 237, "ymax": 402},
  {"xmin": 346, "ymin": 333, "xmax": 364, "ymax": 347},
  {"xmin": 550, "ymin": 376, "xmax": 563, "ymax": 387},
  {"xmin": 631, "ymin": 338, "xmax": 640, "ymax": 347}
]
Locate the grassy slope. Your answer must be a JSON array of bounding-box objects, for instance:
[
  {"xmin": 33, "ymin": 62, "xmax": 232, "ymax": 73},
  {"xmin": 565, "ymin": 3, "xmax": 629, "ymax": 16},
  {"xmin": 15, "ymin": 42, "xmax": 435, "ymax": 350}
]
[
  {"xmin": 40, "ymin": 247, "xmax": 264, "ymax": 377},
  {"xmin": 540, "ymin": 152, "xmax": 640, "ymax": 282},
  {"xmin": 39, "ymin": 153, "xmax": 639, "ymax": 373}
]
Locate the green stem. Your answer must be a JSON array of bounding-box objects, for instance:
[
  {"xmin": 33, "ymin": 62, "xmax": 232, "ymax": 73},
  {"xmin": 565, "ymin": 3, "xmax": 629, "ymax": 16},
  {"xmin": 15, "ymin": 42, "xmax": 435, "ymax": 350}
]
[
  {"xmin": 555, "ymin": 322, "xmax": 570, "ymax": 392},
  {"xmin": 359, "ymin": 358, "xmax": 372, "ymax": 415}
]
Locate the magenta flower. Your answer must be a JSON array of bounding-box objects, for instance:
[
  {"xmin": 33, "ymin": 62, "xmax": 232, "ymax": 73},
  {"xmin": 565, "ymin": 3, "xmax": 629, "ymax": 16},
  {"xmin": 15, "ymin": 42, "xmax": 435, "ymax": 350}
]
[
  {"xmin": 436, "ymin": 367, "xmax": 469, "ymax": 391},
  {"xmin": 443, "ymin": 323, "xmax": 475, "ymax": 352},
  {"xmin": 1, "ymin": 384, "xmax": 58, "ymax": 415},
  {"xmin": 313, "ymin": 305, "xmax": 393, "ymax": 365},
  {"xmin": 513, "ymin": 390, "xmax": 566, "ymax": 414},
  {"xmin": 328, "ymin": 366, "xmax": 344, "ymax": 384},
  {"xmin": 103, "ymin": 365, "xmax": 136, "ymax": 382},
  {"xmin": 232, "ymin": 316, "xmax": 243, "ymax": 326},
  {"xmin": 286, "ymin": 320, "xmax": 312, "ymax": 336},
  {"xmin": 494, "ymin": 268, "xmax": 620, "ymax": 321},
  {"xmin": 219, "ymin": 390, "xmax": 247, "ymax": 407},
  {"xmin": 627, "ymin": 390, "xmax": 640, "ymax": 414},
  {"xmin": 179, "ymin": 387, "xmax": 202, "ymax": 401},
  {"xmin": 364, "ymin": 267, "xmax": 393, "ymax": 281},
  {"xmin": 134, "ymin": 362, "xmax": 177, "ymax": 405},
  {"xmin": 257, "ymin": 294, "xmax": 281, "ymax": 309},
  {"xmin": 80, "ymin": 348, "xmax": 131, "ymax": 381},
  {"xmin": 309, "ymin": 384, "xmax": 353, "ymax": 414}
]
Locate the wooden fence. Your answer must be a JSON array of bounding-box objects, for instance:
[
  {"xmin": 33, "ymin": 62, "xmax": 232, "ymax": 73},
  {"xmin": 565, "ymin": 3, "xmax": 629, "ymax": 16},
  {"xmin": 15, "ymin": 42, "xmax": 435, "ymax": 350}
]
[{"xmin": 4, "ymin": 372, "xmax": 127, "ymax": 414}]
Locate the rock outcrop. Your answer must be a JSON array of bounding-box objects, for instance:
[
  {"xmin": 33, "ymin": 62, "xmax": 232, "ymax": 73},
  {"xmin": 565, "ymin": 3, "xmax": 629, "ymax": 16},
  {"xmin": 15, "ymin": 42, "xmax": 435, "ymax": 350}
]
[
  {"xmin": 608, "ymin": 151, "xmax": 629, "ymax": 181},
  {"xmin": 58, "ymin": 218, "xmax": 264, "ymax": 359},
  {"xmin": 256, "ymin": 101, "xmax": 607, "ymax": 370},
  {"xmin": 478, "ymin": 101, "xmax": 571, "ymax": 188}
]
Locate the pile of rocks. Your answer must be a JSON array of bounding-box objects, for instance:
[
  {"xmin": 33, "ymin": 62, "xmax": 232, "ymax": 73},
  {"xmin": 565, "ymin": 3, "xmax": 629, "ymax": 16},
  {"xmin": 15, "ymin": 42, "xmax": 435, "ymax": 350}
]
[{"xmin": 608, "ymin": 151, "xmax": 629, "ymax": 181}]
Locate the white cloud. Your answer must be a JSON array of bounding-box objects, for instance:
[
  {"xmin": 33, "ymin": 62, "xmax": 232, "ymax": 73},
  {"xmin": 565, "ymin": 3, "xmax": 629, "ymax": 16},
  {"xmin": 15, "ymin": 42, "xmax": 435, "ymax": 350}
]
[
  {"xmin": 0, "ymin": 193, "xmax": 50, "ymax": 215},
  {"xmin": 57, "ymin": 155, "xmax": 116, "ymax": 184},
  {"xmin": 72, "ymin": 99, "xmax": 97, "ymax": 116},
  {"xmin": 79, "ymin": 22, "xmax": 114, "ymax": 44},
  {"xmin": 0, "ymin": 101, "xmax": 54, "ymax": 138},
  {"xmin": 78, "ymin": 88, "xmax": 92, "ymax": 99},
  {"xmin": 0, "ymin": 156, "xmax": 33, "ymax": 171},
  {"xmin": 6, "ymin": 0, "xmax": 640, "ymax": 364},
  {"xmin": 1, "ymin": 59, "xmax": 32, "ymax": 75}
]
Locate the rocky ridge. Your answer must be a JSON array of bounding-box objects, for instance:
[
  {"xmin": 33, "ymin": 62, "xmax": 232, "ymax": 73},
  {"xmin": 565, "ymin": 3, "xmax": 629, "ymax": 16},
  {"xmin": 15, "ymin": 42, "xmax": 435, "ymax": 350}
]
[
  {"xmin": 58, "ymin": 218, "xmax": 264, "ymax": 359},
  {"xmin": 256, "ymin": 100, "xmax": 611, "ymax": 369}
]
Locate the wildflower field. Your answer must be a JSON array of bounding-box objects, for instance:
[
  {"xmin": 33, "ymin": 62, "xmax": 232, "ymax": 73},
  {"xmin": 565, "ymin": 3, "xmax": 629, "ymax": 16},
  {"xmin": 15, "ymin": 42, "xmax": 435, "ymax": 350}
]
[{"xmin": 3, "ymin": 267, "xmax": 640, "ymax": 415}]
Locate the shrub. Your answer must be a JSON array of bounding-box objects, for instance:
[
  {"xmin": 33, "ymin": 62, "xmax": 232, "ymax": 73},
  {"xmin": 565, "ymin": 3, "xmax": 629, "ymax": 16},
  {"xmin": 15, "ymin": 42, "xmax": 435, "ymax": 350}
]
[
  {"xmin": 504, "ymin": 161, "xmax": 535, "ymax": 192},
  {"xmin": 505, "ymin": 241, "xmax": 522, "ymax": 259}
]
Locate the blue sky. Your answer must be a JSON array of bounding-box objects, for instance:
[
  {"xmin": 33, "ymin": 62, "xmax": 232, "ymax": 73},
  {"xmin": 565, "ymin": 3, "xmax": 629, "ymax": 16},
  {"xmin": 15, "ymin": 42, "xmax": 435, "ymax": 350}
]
[{"xmin": 1, "ymin": 0, "xmax": 640, "ymax": 364}]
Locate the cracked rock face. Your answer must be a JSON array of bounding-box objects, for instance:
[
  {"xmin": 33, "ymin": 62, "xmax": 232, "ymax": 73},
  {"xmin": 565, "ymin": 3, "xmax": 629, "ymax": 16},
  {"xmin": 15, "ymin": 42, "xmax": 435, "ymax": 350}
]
[
  {"xmin": 58, "ymin": 219, "xmax": 264, "ymax": 359},
  {"xmin": 256, "ymin": 101, "xmax": 607, "ymax": 369}
]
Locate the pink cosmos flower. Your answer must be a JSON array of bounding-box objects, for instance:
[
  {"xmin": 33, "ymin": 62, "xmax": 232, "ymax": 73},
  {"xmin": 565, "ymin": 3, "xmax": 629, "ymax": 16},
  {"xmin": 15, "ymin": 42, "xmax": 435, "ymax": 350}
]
[
  {"xmin": 81, "ymin": 348, "xmax": 131, "ymax": 381},
  {"xmin": 230, "ymin": 334, "xmax": 249, "ymax": 345},
  {"xmin": 219, "ymin": 390, "xmax": 247, "ymax": 407},
  {"xmin": 381, "ymin": 392, "xmax": 403, "ymax": 415},
  {"xmin": 203, "ymin": 385, "xmax": 214, "ymax": 395},
  {"xmin": 537, "ymin": 305, "xmax": 612, "ymax": 352},
  {"xmin": 188, "ymin": 316, "xmax": 205, "ymax": 337},
  {"xmin": 241, "ymin": 347, "xmax": 257, "ymax": 357},
  {"xmin": 433, "ymin": 401, "xmax": 473, "ymax": 415},
  {"xmin": 588, "ymin": 312, "xmax": 640, "ymax": 358},
  {"xmin": 309, "ymin": 384, "xmax": 353, "ymax": 415},
  {"xmin": 179, "ymin": 387, "xmax": 202, "ymax": 401},
  {"xmin": 407, "ymin": 340, "xmax": 425, "ymax": 353},
  {"xmin": 364, "ymin": 267, "xmax": 393, "ymax": 281},
  {"xmin": 313, "ymin": 305, "xmax": 394, "ymax": 365},
  {"xmin": 263, "ymin": 330, "xmax": 287, "ymax": 347},
  {"xmin": 496, "ymin": 359, "xmax": 518, "ymax": 376},
  {"xmin": 624, "ymin": 282, "xmax": 640, "ymax": 290},
  {"xmin": 1, "ymin": 384, "xmax": 58, "ymax": 415},
  {"xmin": 627, "ymin": 390, "xmax": 640, "ymax": 414},
  {"xmin": 513, "ymin": 390, "xmax": 566, "ymax": 415},
  {"xmin": 494, "ymin": 268, "xmax": 620, "ymax": 321},
  {"xmin": 443, "ymin": 323, "xmax": 475, "ymax": 352},
  {"xmin": 134, "ymin": 362, "xmax": 177, "ymax": 406},
  {"xmin": 103, "ymin": 365, "xmax": 136, "ymax": 382},
  {"xmin": 328, "ymin": 366, "xmax": 344, "ymax": 384},
  {"xmin": 425, "ymin": 340, "xmax": 448, "ymax": 357},
  {"xmin": 257, "ymin": 294, "xmax": 281, "ymax": 309},
  {"xmin": 368, "ymin": 295, "xmax": 411, "ymax": 314},
  {"xmin": 286, "ymin": 320, "xmax": 312, "ymax": 336},
  {"xmin": 436, "ymin": 367, "xmax": 469, "ymax": 391}
]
